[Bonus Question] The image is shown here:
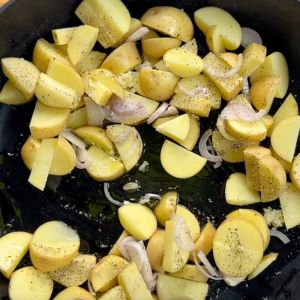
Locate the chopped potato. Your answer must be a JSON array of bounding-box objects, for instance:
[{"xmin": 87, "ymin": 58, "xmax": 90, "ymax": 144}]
[
  {"xmin": 0, "ymin": 80, "xmax": 29, "ymax": 105},
  {"xmin": 53, "ymin": 286, "xmax": 95, "ymax": 300}
]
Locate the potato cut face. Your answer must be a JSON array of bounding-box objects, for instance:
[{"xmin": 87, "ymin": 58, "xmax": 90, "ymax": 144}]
[
  {"xmin": 75, "ymin": 51, "xmax": 107, "ymax": 74},
  {"xmin": 52, "ymin": 27, "xmax": 76, "ymax": 45},
  {"xmin": 0, "ymin": 232, "xmax": 32, "ymax": 278},
  {"xmin": 0, "ymin": 80, "xmax": 29, "ymax": 105},
  {"xmin": 109, "ymin": 231, "xmax": 129, "ymax": 256},
  {"xmin": 67, "ymin": 107, "xmax": 87, "ymax": 129},
  {"xmin": 98, "ymin": 285, "xmax": 127, "ymax": 300},
  {"xmin": 291, "ymin": 154, "xmax": 300, "ymax": 191},
  {"xmin": 213, "ymin": 218, "xmax": 264, "ymax": 277},
  {"xmin": 178, "ymin": 115, "xmax": 200, "ymax": 150},
  {"xmin": 9, "ymin": 266, "xmax": 53, "ymax": 300},
  {"xmin": 205, "ymin": 25, "xmax": 225, "ymax": 54},
  {"xmin": 219, "ymin": 52, "xmax": 238, "ymax": 68},
  {"xmin": 170, "ymin": 264, "xmax": 208, "ymax": 283},
  {"xmin": 53, "ymin": 286, "xmax": 95, "ymax": 300}
]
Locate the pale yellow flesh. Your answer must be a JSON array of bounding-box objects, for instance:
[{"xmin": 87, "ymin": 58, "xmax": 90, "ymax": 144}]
[
  {"xmin": 75, "ymin": 51, "xmax": 107, "ymax": 74},
  {"xmin": 170, "ymin": 264, "xmax": 208, "ymax": 283},
  {"xmin": 9, "ymin": 266, "xmax": 53, "ymax": 300},
  {"xmin": 52, "ymin": 27, "xmax": 76, "ymax": 45},
  {"xmin": 205, "ymin": 25, "xmax": 225, "ymax": 54},
  {"xmin": 98, "ymin": 285, "xmax": 127, "ymax": 300},
  {"xmin": 0, "ymin": 80, "xmax": 29, "ymax": 105},
  {"xmin": 248, "ymin": 253, "xmax": 278, "ymax": 280},
  {"xmin": 109, "ymin": 231, "xmax": 129, "ymax": 256},
  {"xmin": 219, "ymin": 52, "xmax": 238, "ymax": 68},
  {"xmin": 67, "ymin": 107, "xmax": 87, "ymax": 129},
  {"xmin": 0, "ymin": 232, "xmax": 32, "ymax": 278},
  {"xmin": 53, "ymin": 286, "xmax": 95, "ymax": 300},
  {"xmin": 178, "ymin": 115, "xmax": 200, "ymax": 150},
  {"xmin": 118, "ymin": 203, "xmax": 157, "ymax": 240},
  {"xmin": 291, "ymin": 154, "xmax": 300, "ymax": 191},
  {"xmin": 181, "ymin": 38, "xmax": 198, "ymax": 54}
]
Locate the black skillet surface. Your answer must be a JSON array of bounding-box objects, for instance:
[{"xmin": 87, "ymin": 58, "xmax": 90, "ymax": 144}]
[{"xmin": 1, "ymin": 0, "xmax": 300, "ymax": 299}]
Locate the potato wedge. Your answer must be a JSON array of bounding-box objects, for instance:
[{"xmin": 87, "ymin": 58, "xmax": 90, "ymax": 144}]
[
  {"xmin": 219, "ymin": 52, "xmax": 238, "ymax": 68},
  {"xmin": 161, "ymin": 140, "xmax": 207, "ymax": 178},
  {"xmin": 9, "ymin": 266, "xmax": 53, "ymax": 300},
  {"xmin": 68, "ymin": 107, "xmax": 87, "ymax": 129},
  {"xmin": 271, "ymin": 147, "xmax": 292, "ymax": 173},
  {"xmin": 0, "ymin": 231, "xmax": 32, "ymax": 278},
  {"xmin": 291, "ymin": 154, "xmax": 300, "ymax": 191},
  {"xmin": 53, "ymin": 287, "xmax": 95, "ymax": 300},
  {"xmin": 181, "ymin": 38, "xmax": 198, "ymax": 55},
  {"xmin": 0, "ymin": 80, "xmax": 29, "ymax": 105},
  {"xmin": 205, "ymin": 25, "xmax": 225, "ymax": 54},
  {"xmin": 98, "ymin": 285, "xmax": 127, "ymax": 300},
  {"xmin": 225, "ymin": 173, "xmax": 261, "ymax": 206},
  {"xmin": 216, "ymin": 116, "xmax": 238, "ymax": 141},
  {"xmin": 108, "ymin": 231, "xmax": 129, "ymax": 256},
  {"xmin": 178, "ymin": 115, "xmax": 200, "ymax": 150},
  {"xmin": 250, "ymin": 52, "xmax": 289, "ymax": 99},
  {"xmin": 170, "ymin": 264, "xmax": 208, "ymax": 283},
  {"xmin": 118, "ymin": 203, "xmax": 157, "ymax": 240},
  {"xmin": 75, "ymin": 51, "xmax": 106, "ymax": 74},
  {"xmin": 1, "ymin": 57, "xmax": 40, "ymax": 100},
  {"xmin": 194, "ymin": 6, "xmax": 241, "ymax": 50},
  {"xmin": 141, "ymin": 6, "xmax": 194, "ymax": 42},
  {"xmin": 52, "ymin": 27, "xmax": 76, "ymax": 45},
  {"xmin": 86, "ymin": 145, "xmax": 125, "ymax": 181},
  {"xmin": 30, "ymin": 221, "xmax": 80, "ymax": 272},
  {"xmin": 261, "ymin": 115, "xmax": 274, "ymax": 131}
]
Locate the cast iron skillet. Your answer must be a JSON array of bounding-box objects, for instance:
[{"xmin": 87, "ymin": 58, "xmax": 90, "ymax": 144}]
[{"xmin": 0, "ymin": 0, "xmax": 300, "ymax": 299}]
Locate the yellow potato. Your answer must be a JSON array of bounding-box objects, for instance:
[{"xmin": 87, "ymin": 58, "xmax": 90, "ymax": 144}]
[
  {"xmin": 163, "ymin": 47, "xmax": 204, "ymax": 78},
  {"xmin": 52, "ymin": 27, "xmax": 76, "ymax": 45},
  {"xmin": 101, "ymin": 42, "xmax": 142, "ymax": 74},
  {"xmin": 33, "ymin": 38, "xmax": 70, "ymax": 72},
  {"xmin": 9, "ymin": 266, "xmax": 53, "ymax": 300},
  {"xmin": 154, "ymin": 59, "xmax": 170, "ymax": 72},
  {"xmin": 271, "ymin": 147, "xmax": 292, "ymax": 173},
  {"xmin": 75, "ymin": 126, "xmax": 114, "ymax": 154},
  {"xmin": 194, "ymin": 6, "xmax": 241, "ymax": 50},
  {"xmin": 163, "ymin": 220, "xmax": 189, "ymax": 273},
  {"xmin": 216, "ymin": 116, "xmax": 239, "ymax": 141},
  {"xmin": 46, "ymin": 60, "xmax": 84, "ymax": 97},
  {"xmin": 161, "ymin": 140, "xmax": 207, "ymax": 178},
  {"xmin": 118, "ymin": 203, "xmax": 157, "ymax": 240},
  {"xmin": 157, "ymin": 274, "xmax": 208, "ymax": 300},
  {"xmin": 250, "ymin": 52, "xmax": 289, "ymax": 99},
  {"xmin": 181, "ymin": 38, "xmax": 198, "ymax": 55},
  {"xmin": 250, "ymin": 76, "xmax": 280, "ymax": 113},
  {"xmin": 142, "ymin": 37, "xmax": 182, "ymax": 58},
  {"xmin": 178, "ymin": 115, "xmax": 200, "ymax": 150},
  {"xmin": 268, "ymin": 93, "xmax": 299, "ymax": 137},
  {"xmin": 225, "ymin": 173, "xmax": 261, "ymax": 206},
  {"xmin": 218, "ymin": 52, "xmax": 238, "ymax": 68},
  {"xmin": 29, "ymin": 101, "xmax": 69, "ymax": 139},
  {"xmin": 261, "ymin": 115, "xmax": 274, "ymax": 131},
  {"xmin": 205, "ymin": 25, "xmax": 225, "ymax": 54},
  {"xmin": 90, "ymin": 255, "xmax": 128, "ymax": 293},
  {"xmin": 146, "ymin": 229, "xmax": 166, "ymax": 273},
  {"xmin": 98, "ymin": 285, "xmax": 127, "ymax": 300},
  {"xmin": 108, "ymin": 231, "xmax": 129, "ymax": 256},
  {"xmin": 279, "ymin": 182, "xmax": 300, "ymax": 229},
  {"xmin": 86, "ymin": 145, "xmax": 125, "ymax": 181},
  {"xmin": 141, "ymin": 6, "xmax": 194, "ymax": 42},
  {"xmin": 213, "ymin": 218, "xmax": 264, "ymax": 277},
  {"xmin": 139, "ymin": 69, "xmax": 179, "ymax": 101},
  {"xmin": 170, "ymin": 264, "xmax": 208, "ymax": 283},
  {"xmin": 30, "ymin": 221, "xmax": 80, "ymax": 272},
  {"xmin": 248, "ymin": 253, "xmax": 278, "ymax": 280},
  {"xmin": 152, "ymin": 116, "xmax": 176, "ymax": 128},
  {"xmin": 291, "ymin": 154, "xmax": 300, "ymax": 191},
  {"xmin": 203, "ymin": 52, "xmax": 244, "ymax": 101},
  {"xmin": 118, "ymin": 262, "xmax": 153, "ymax": 300},
  {"xmin": 0, "ymin": 231, "xmax": 32, "ymax": 278},
  {"xmin": 67, "ymin": 107, "xmax": 87, "ymax": 129},
  {"xmin": 53, "ymin": 287, "xmax": 95, "ymax": 300},
  {"xmin": 239, "ymin": 42, "xmax": 267, "ymax": 78},
  {"xmin": 1, "ymin": 57, "xmax": 40, "ymax": 100},
  {"xmin": 154, "ymin": 191, "xmax": 178, "ymax": 226},
  {"xmin": 75, "ymin": 0, "xmax": 131, "ymax": 49},
  {"xmin": 75, "ymin": 51, "xmax": 106, "ymax": 74},
  {"xmin": 271, "ymin": 116, "xmax": 300, "ymax": 163},
  {"xmin": 0, "ymin": 80, "xmax": 29, "ymax": 105}
]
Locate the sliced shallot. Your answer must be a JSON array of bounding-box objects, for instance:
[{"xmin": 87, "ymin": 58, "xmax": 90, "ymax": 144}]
[
  {"xmin": 84, "ymin": 97, "xmax": 105, "ymax": 126},
  {"xmin": 197, "ymin": 250, "xmax": 221, "ymax": 278},
  {"xmin": 147, "ymin": 102, "xmax": 169, "ymax": 124},
  {"xmin": 270, "ymin": 228, "xmax": 290, "ymax": 244},
  {"xmin": 60, "ymin": 130, "xmax": 86, "ymax": 149},
  {"xmin": 242, "ymin": 78, "xmax": 250, "ymax": 101},
  {"xmin": 118, "ymin": 236, "xmax": 136, "ymax": 260},
  {"xmin": 103, "ymin": 182, "xmax": 124, "ymax": 206},
  {"xmin": 75, "ymin": 147, "xmax": 93, "ymax": 170},
  {"xmin": 160, "ymin": 105, "xmax": 179, "ymax": 118},
  {"xmin": 127, "ymin": 240, "xmax": 147, "ymax": 270},
  {"xmin": 126, "ymin": 27, "xmax": 150, "ymax": 42},
  {"xmin": 241, "ymin": 27, "xmax": 262, "ymax": 48},
  {"xmin": 178, "ymin": 82, "xmax": 209, "ymax": 98}
]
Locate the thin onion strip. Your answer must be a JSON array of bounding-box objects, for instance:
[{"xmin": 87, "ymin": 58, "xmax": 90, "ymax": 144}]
[
  {"xmin": 197, "ymin": 250, "xmax": 221, "ymax": 278},
  {"xmin": 60, "ymin": 130, "xmax": 86, "ymax": 149},
  {"xmin": 160, "ymin": 105, "xmax": 179, "ymax": 117},
  {"xmin": 118, "ymin": 236, "xmax": 136, "ymax": 260},
  {"xmin": 126, "ymin": 27, "xmax": 150, "ymax": 42},
  {"xmin": 241, "ymin": 27, "xmax": 262, "ymax": 47},
  {"xmin": 103, "ymin": 183, "xmax": 124, "ymax": 206},
  {"xmin": 84, "ymin": 97, "xmax": 105, "ymax": 126},
  {"xmin": 270, "ymin": 228, "xmax": 290, "ymax": 244},
  {"xmin": 147, "ymin": 102, "xmax": 169, "ymax": 124}
]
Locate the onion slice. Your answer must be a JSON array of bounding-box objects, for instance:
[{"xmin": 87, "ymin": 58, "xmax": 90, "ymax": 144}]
[
  {"xmin": 118, "ymin": 236, "xmax": 136, "ymax": 260},
  {"xmin": 197, "ymin": 250, "xmax": 221, "ymax": 278},
  {"xmin": 126, "ymin": 27, "xmax": 150, "ymax": 42},
  {"xmin": 103, "ymin": 183, "xmax": 124, "ymax": 206},
  {"xmin": 127, "ymin": 241, "xmax": 147, "ymax": 270},
  {"xmin": 241, "ymin": 27, "xmax": 262, "ymax": 48},
  {"xmin": 160, "ymin": 105, "xmax": 179, "ymax": 118},
  {"xmin": 270, "ymin": 228, "xmax": 290, "ymax": 244},
  {"xmin": 60, "ymin": 130, "xmax": 86, "ymax": 149},
  {"xmin": 178, "ymin": 82, "xmax": 209, "ymax": 97},
  {"xmin": 242, "ymin": 78, "xmax": 250, "ymax": 101},
  {"xmin": 75, "ymin": 147, "xmax": 93, "ymax": 170},
  {"xmin": 84, "ymin": 97, "xmax": 105, "ymax": 126},
  {"xmin": 147, "ymin": 102, "xmax": 169, "ymax": 124}
]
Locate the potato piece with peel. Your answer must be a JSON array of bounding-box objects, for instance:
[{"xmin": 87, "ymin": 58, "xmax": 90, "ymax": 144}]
[
  {"xmin": 86, "ymin": 145, "xmax": 125, "ymax": 181},
  {"xmin": 118, "ymin": 203, "xmax": 157, "ymax": 240},
  {"xmin": 108, "ymin": 231, "xmax": 129, "ymax": 256},
  {"xmin": 52, "ymin": 27, "xmax": 76, "ymax": 45},
  {"xmin": 248, "ymin": 252, "xmax": 278, "ymax": 280},
  {"xmin": 163, "ymin": 220, "xmax": 189, "ymax": 273},
  {"xmin": 163, "ymin": 48, "xmax": 204, "ymax": 78},
  {"xmin": 141, "ymin": 6, "xmax": 194, "ymax": 42},
  {"xmin": 0, "ymin": 232, "xmax": 32, "ymax": 278},
  {"xmin": 176, "ymin": 205, "xmax": 200, "ymax": 242},
  {"xmin": 30, "ymin": 221, "xmax": 80, "ymax": 272},
  {"xmin": 101, "ymin": 42, "xmax": 142, "ymax": 74},
  {"xmin": 250, "ymin": 52, "xmax": 289, "ymax": 99},
  {"xmin": 161, "ymin": 140, "xmax": 207, "ymax": 178},
  {"xmin": 0, "ymin": 80, "xmax": 29, "ymax": 105},
  {"xmin": 90, "ymin": 255, "xmax": 128, "ymax": 293},
  {"xmin": 156, "ymin": 113, "xmax": 190, "ymax": 143},
  {"xmin": 98, "ymin": 285, "xmax": 127, "ymax": 300},
  {"xmin": 280, "ymin": 182, "xmax": 300, "ymax": 229},
  {"xmin": 146, "ymin": 230, "xmax": 166, "ymax": 273},
  {"xmin": 48, "ymin": 254, "xmax": 96, "ymax": 287},
  {"xmin": 203, "ymin": 52, "xmax": 244, "ymax": 101},
  {"xmin": 271, "ymin": 116, "xmax": 300, "ymax": 163},
  {"xmin": 268, "ymin": 93, "xmax": 299, "ymax": 137},
  {"xmin": 194, "ymin": 6, "xmax": 241, "ymax": 50},
  {"xmin": 171, "ymin": 264, "xmax": 208, "ymax": 283},
  {"xmin": 75, "ymin": 51, "xmax": 106, "ymax": 74},
  {"xmin": 205, "ymin": 25, "xmax": 225, "ymax": 54},
  {"xmin": 35, "ymin": 73, "xmax": 80, "ymax": 108},
  {"xmin": 1, "ymin": 57, "xmax": 40, "ymax": 100},
  {"xmin": 106, "ymin": 125, "xmax": 143, "ymax": 171},
  {"xmin": 224, "ymin": 119, "xmax": 267, "ymax": 142},
  {"xmin": 219, "ymin": 52, "xmax": 238, "ymax": 68},
  {"xmin": 226, "ymin": 209, "xmax": 270, "ymax": 250},
  {"xmin": 46, "ymin": 60, "xmax": 84, "ymax": 97},
  {"xmin": 75, "ymin": 0, "xmax": 131, "ymax": 49},
  {"xmin": 154, "ymin": 191, "xmax": 178, "ymax": 226},
  {"xmin": 239, "ymin": 42, "xmax": 267, "ymax": 78},
  {"xmin": 139, "ymin": 69, "xmax": 179, "ymax": 101},
  {"xmin": 75, "ymin": 126, "xmax": 114, "ymax": 154},
  {"xmin": 291, "ymin": 154, "xmax": 300, "ymax": 191},
  {"xmin": 157, "ymin": 274, "xmax": 208, "ymax": 300},
  {"xmin": 68, "ymin": 107, "xmax": 87, "ymax": 129},
  {"xmin": 29, "ymin": 101, "xmax": 69, "ymax": 139},
  {"xmin": 33, "ymin": 38, "xmax": 70, "ymax": 72},
  {"xmin": 53, "ymin": 287, "xmax": 94, "ymax": 300},
  {"xmin": 181, "ymin": 38, "xmax": 198, "ymax": 55},
  {"xmin": 118, "ymin": 262, "xmax": 153, "ymax": 300},
  {"xmin": 225, "ymin": 173, "xmax": 261, "ymax": 206},
  {"xmin": 178, "ymin": 115, "xmax": 200, "ymax": 150},
  {"xmin": 213, "ymin": 218, "xmax": 264, "ymax": 277},
  {"xmin": 9, "ymin": 266, "xmax": 53, "ymax": 300},
  {"xmin": 250, "ymin": 76, "xmax": 280, "ymax": 113},
  {"xmin": 142, "ymin": 37, "xmax": 182, "ymax": 58},
  {"xmin": 261, "ymin": 115, "xmax": 274, "ymax": 131},
  {"xmin": 271, "ymin": 148, "xmax": 292, "ymax": 173}
]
